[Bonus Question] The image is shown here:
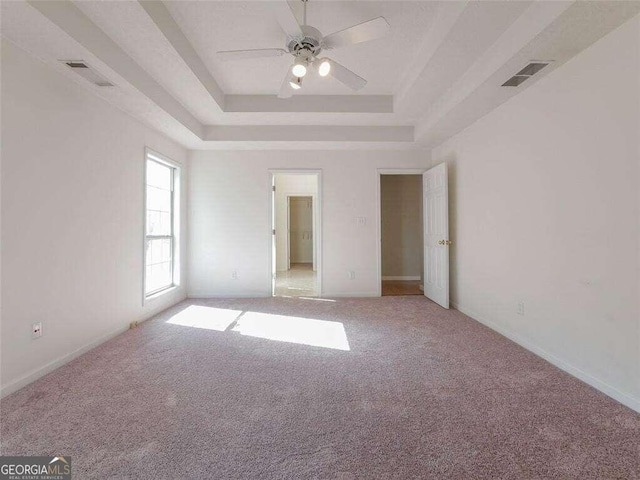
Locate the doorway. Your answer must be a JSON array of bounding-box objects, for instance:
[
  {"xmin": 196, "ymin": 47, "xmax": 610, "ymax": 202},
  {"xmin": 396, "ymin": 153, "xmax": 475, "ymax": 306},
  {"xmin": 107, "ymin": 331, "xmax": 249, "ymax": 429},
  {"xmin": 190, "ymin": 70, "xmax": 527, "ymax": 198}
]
[
  {"xmin": 271, "ymin": 173, "xmax": 320, "ymax": 297},
  {"xmin": 377, "ymin": 165, "xmax": 450, "ymax": 307},
  {"xmin": 379, "ymin": 173, "xmax": 424, "ymax": 296}
]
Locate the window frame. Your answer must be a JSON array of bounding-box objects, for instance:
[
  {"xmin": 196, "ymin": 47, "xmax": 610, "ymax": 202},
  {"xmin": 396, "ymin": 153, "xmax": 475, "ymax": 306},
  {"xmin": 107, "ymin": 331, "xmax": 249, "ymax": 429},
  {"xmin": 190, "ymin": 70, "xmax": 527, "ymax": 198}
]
[{"xmin": 143, "ymin": 148, "xmax": 181, "ymax": 302}]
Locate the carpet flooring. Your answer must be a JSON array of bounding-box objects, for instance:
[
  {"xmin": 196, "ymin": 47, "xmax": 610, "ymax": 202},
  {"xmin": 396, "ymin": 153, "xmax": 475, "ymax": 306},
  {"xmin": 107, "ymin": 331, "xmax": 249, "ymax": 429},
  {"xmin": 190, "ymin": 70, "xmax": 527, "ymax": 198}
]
[{"xmin": 1, "ymin": 297, "xmax": 639, "ymax": 479}]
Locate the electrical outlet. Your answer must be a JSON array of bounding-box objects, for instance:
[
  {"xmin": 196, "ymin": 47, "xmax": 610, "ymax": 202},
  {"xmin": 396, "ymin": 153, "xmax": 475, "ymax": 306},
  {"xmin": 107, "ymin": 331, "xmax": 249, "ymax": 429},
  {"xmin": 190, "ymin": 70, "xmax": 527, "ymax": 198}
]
[
  {"xmin": 517, "ymin": 302, "xmax": 525, "ymax": 316},
  {"xmin": 32, "ymin": 322, "xmax": 42, "ymax": 339},
  {"xmin": 356, "ymin": 217, "xmax": 367, "ymax": 227},
  {"xmin": 348, "ymin": 271, "xmax": 356, "ymax": 280},
  {"xmin": 231, "ymin": 271, "xmax": 238, "ymax": 280}
]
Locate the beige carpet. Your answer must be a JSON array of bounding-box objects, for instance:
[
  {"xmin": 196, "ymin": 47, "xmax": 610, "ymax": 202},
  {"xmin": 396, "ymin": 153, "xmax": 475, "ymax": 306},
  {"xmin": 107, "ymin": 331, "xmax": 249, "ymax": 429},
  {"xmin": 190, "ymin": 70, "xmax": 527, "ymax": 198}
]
[{"xmin": 1, "ymin": 297, "xmax": 638, "ymax": 479}]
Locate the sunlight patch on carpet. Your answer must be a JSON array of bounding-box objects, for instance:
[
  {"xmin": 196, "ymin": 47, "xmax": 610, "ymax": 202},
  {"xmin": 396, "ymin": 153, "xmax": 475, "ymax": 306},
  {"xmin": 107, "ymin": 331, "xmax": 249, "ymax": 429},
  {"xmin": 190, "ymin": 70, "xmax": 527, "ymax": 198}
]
[
  {"xmin": 166, "ymin": 305, "xmax": 243, "ymax": 331},
  {"xmin": 231, "ymin": 312, "xmax": 350, "ymax": 351}
]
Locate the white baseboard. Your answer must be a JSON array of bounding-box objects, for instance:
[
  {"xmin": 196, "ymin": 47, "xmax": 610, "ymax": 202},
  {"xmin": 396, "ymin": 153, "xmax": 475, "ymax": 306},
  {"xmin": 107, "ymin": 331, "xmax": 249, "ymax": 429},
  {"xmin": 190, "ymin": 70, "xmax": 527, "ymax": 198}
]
[
  {"xmin": 1, "ymin": 324, "xmax": 129, "ymax": 398},
  {"xmin": 189, "ymin": 292, "xmax": 380, "ymax": 299},
  {"xmin": 451, "ymin": 301, "xmax": 640, "ymax": 414},
  {"xmin": 187, "ymin": 292, "xmax": 271, "ymax": 299},
  {"xmin": 382, "ymin": 276, "xmax": 421, "ymax": 281},
  {"xmin": 1, "ymin": 294, "xmax": 188, "ymax": 399}
]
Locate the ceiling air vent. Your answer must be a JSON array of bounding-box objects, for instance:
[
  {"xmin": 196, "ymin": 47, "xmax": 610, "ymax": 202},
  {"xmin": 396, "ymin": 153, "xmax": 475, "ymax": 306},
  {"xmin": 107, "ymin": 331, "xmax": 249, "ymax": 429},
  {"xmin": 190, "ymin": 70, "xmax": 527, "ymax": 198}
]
[
  {"xmin": 60, "ymin": 60, "xmax": 114, "ymax": 87},
  {"xmin": 502, "ymin": 61, "xmax": 550, "ymax": 87}
]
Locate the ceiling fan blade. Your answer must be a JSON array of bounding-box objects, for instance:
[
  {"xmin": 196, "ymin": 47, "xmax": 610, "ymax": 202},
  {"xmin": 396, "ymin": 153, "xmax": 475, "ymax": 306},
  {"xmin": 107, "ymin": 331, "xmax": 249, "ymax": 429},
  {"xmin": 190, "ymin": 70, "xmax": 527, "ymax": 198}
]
[
  {"xmin": 277, "ymin": 70, "xmax": 294, "ymax": 99},
  {"xmin": 217, "ymin": 48, "xmax": 287, "ymax": 61},
  {"xmin": 323, "ymin": 17, "xmax": 390, "ymax": 50},
  {"xmin": 327, "ymin": 59, "xmax": 367, "ymax": 90},
  {"xmin": 273, "ymin": 0, "xmax": 303, "ymax": 39}
]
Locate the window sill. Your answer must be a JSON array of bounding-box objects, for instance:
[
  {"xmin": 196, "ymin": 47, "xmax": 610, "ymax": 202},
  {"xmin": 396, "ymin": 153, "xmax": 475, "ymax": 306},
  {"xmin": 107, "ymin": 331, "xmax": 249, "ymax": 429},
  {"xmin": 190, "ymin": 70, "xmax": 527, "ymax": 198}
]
[{"xmin": 145, "ymin": 285, "xmax": 178, "ymax": 304}]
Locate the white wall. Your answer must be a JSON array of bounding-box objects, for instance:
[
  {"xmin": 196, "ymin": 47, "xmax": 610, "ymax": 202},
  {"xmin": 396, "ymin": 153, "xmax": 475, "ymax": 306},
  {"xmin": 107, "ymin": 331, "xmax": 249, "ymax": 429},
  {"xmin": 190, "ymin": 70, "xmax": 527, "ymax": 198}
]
[
  {"xmin": 432, "ymin": 15, "xmax": 640, "ymax": 412},
  {"xmin": 274, "ymin": 174, "xmax": 317, "ymax": 271},
  {"xmin": 381, "ymin": 175, "xmax": 423, "ymax": 279},
  {"xmin": 188, "ymin": 150, "xmax": 430, "ymax": 297},
  {"xmin": 0, "ymin": 40, "xmax": 188, "ymax": 396}
]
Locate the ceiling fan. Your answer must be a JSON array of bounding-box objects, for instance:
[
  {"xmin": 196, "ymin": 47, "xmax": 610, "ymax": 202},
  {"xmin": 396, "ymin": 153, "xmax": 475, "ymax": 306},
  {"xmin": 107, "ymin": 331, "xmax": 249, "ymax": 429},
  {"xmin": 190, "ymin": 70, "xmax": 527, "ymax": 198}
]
[{"xmin": 216, "ymin": 0, "xmax": 390, "ymax": 98}]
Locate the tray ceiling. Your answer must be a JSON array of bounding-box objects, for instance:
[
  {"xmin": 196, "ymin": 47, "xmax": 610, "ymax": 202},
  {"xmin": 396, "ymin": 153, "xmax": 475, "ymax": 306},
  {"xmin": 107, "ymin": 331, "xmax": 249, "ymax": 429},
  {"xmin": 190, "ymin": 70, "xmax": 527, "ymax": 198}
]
[{"xmin": 2, "ymin": 0, "xmax": 639, "ymax": 149}]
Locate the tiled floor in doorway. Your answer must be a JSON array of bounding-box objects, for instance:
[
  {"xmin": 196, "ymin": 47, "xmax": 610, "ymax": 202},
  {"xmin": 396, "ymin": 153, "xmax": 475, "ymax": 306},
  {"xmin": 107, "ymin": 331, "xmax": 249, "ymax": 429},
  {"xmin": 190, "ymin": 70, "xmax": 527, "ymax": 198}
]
[{"xmin": 275, "ymin": 263, "xmax": 317, "ymax": 297}]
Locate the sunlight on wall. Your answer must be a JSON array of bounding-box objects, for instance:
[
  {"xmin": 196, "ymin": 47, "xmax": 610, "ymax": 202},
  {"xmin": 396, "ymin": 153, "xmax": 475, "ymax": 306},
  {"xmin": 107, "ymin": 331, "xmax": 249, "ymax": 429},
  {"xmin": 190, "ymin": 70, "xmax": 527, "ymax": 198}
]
[
  {"xmin": 231, "ymin": 312, "xmax": 350, "ymax": 351},
  {"xmin": 166, "ymin": 305, "xmax": 242, "ymax": 331}
]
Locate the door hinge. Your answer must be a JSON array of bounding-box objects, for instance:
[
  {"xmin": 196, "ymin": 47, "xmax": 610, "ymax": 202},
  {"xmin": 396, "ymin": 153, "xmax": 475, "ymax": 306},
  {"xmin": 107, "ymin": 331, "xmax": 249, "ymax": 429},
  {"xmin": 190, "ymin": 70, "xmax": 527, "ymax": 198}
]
[
  {"xmin": 272, "ymin": 229, "xmax": 276, "ymax": 235},
  {"xmin": 272, "ymin": 185, "xmax": 276, "ymax": 192}
]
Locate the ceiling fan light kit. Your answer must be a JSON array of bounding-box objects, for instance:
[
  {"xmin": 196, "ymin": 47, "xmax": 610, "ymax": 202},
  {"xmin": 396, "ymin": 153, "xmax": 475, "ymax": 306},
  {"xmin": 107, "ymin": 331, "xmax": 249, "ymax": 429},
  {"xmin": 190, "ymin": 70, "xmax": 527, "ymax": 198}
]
[
  {"xmin": 317, "ymin": 58, "xmax": 331, "ymax": 77},
  {"xmin": 292, "ymin": 57, "xmax": 308, "ymax": 78},
  {"xmin": 217, "ymin": 0, "xmax": 390, "ymax": 98}
]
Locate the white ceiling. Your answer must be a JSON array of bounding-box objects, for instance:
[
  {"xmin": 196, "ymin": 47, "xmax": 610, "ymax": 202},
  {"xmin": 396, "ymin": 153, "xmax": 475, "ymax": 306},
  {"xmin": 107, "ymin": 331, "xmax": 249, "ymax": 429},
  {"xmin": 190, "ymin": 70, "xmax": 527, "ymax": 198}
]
[
  {"xmin": 163, "ymin": 1, "xmax": 441, "ymax": 95},
  {"xmin": 2, "ymin": 0, "xmax": 639, "ymax": 150}
]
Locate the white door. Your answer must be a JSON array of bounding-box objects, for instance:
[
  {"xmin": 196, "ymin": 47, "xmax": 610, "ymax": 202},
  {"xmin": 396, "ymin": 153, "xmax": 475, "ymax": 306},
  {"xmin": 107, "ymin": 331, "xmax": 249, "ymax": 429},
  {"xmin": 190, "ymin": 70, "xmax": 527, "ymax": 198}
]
[{"xmin": 423, "ymin": 163, "xmax": 449, "ymax": 308}]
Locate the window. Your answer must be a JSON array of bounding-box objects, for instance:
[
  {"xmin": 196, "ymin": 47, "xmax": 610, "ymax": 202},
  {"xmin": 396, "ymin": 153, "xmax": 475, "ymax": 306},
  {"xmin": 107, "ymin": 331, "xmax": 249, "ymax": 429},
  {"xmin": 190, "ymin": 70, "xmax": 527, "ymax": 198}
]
[{"xmin": 145, "ymin": 151, "xmax": 179, "ymax": 297}]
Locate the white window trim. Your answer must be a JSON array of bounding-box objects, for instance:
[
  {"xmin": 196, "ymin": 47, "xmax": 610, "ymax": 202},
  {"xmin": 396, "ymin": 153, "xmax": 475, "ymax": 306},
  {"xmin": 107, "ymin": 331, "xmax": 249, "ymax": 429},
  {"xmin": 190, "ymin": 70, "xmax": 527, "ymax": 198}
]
[{"xmin": 143, "ymin": 147, "xmax": 182, "ymax": 305}]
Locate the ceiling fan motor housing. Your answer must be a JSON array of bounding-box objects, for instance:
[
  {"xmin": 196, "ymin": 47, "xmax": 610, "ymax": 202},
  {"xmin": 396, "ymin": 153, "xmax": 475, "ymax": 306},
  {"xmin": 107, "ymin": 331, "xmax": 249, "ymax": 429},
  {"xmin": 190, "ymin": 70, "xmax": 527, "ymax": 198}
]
[{"xmin": 287, "ymin": 25, "xmax": 323, "ymax": 58}]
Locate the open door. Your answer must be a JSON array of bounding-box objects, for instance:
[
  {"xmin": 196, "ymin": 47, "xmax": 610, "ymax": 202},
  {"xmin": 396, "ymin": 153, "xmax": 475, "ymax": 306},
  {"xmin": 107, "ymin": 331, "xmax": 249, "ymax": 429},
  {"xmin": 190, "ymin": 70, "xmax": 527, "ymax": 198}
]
[{"xmin": 423, "ymin": 163, "xmax": 449, "ymax": 308}]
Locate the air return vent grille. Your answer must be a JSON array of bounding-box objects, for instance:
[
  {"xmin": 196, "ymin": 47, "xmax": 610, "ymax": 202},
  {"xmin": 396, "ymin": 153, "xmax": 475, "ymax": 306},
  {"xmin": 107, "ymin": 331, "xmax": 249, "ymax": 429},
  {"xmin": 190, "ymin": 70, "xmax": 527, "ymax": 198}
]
[
  {"xmin": 60, "ymin": 60, "xmax": 114, "ymax": 87},
  {"xmin": 65, "ymin": 61, "xmax": 88, "ymax": 69},
  {"xmin": 502, "ymin": 61, "xmax": 550, "ymax": 87}
]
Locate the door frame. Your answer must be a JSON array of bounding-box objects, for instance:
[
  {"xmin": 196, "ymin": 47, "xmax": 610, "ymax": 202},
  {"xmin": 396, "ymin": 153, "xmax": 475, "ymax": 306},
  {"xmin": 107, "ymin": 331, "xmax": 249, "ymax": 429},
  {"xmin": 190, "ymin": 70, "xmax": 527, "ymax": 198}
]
[
  {"xmin": 376, "ymin": 168, "xmax": 426, "ymax": 297},
  {"xmin": 269, "ymin": 170, "xmax": 322, "ymax": 297},
  {"xmin": 286, "ymin": 194, "xmax": 316, "ymax": 271}
]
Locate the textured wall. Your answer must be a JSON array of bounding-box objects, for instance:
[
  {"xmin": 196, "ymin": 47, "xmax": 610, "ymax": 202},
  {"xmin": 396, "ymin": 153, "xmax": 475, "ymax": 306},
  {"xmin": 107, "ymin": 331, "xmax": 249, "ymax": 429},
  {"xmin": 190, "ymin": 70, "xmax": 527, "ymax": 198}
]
[
  {"xmin": 188, "ymin": 150, "xmax": 430, "ymax": 297},
  {"xmin": 1, "ymin": 41, "xmax": 188, "ymax": 395},
  {"xmin": 432, "ymin": 15, "xmax": 640, "ymax": 411}
]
